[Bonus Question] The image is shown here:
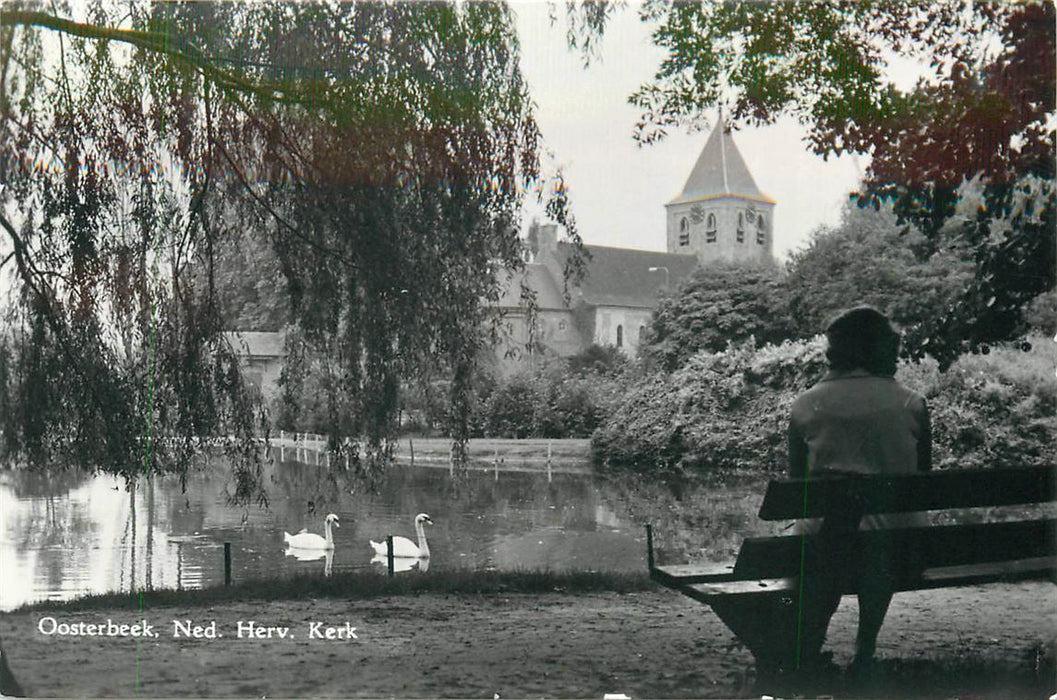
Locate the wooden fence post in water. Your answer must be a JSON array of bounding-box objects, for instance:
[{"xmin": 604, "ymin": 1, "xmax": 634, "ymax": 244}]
[
  {"xmin": 280, "ymin": 430, "xmax": 285, "ymax": 461},
  {"xmin": 224, "ymin": 542, "xmax": 232, "ymax": 586},
  {"xmin": 409, "ymin": 437, "xmax": 415, "ymax": 467},
  {"xmin": 448, "ymin": 443, "xmax": 454, "ymax": 476},
  {"xmin": 386, "ymin": 535, "xmax": 394, "ymax": 577},
  {"xmin": 493, "ymin": 447, "xmax": 499, "ymax": 481},
  {"xmin": 547, "ymin": 440, "xmax": 553, "ymax": 483},
  {"xmin": 645, "ymin": 524, "xmax": 654, "ymax": 572}
]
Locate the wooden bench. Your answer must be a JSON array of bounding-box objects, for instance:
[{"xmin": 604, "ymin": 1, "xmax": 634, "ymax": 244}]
[{"xmin": 647, "ymin": 465, "xmax": 1057, "ymax": 673}]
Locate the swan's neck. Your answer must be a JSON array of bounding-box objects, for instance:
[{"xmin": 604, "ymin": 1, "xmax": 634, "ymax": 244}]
[
  {"xmin": 415, "ymin": 521, "xmax": 430, "ymax": 557},
  {"xmin": 324, "ymin": 521, "xmax": 333, "ymax": 545}
]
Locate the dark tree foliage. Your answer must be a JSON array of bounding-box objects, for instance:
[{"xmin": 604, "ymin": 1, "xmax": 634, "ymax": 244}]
[
  {"xmin": 644, "ymin": 262, "xmax": 796, "ymax": 372},
  {"xmin": 209, "ymin": 232, "xmax": 290, "ymax": 332},
  {"xmin": 786, "ymin": 203, "xmax": 974, "ymax": 349},
  {"xmin": 0, "ymin": 2, "xmax": 578, "ymax": 501},
  {"xmin": 566, "ymin": 1, "xmax": 1055, "ymax": 365},
  {"xmin": 566, "ymin": 343, "xmax": 626, "ymax": 376}
]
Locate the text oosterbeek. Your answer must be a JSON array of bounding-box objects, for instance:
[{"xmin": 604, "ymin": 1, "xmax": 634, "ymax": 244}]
[
  {"xmin": 37, "ymin": 618, "xmax": 156, "ymax": 637},
  {"xmin": 36, "ymin": 617, "xmax": 359, "ymax": 641}
]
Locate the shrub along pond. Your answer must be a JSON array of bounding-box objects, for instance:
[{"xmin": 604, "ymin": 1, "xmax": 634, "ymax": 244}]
[{"xmin": 593, "ymin": 335, "xmax": 1056, "ymax": 474}]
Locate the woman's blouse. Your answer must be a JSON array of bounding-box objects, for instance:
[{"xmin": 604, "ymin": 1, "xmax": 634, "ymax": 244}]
[
  {"xmin": 789, "ymin": 369, "xmax": 931, "ymax": 479},
  {"xmin": 788, "ymin": 368, "xmax": 932, "ymax": 531}
]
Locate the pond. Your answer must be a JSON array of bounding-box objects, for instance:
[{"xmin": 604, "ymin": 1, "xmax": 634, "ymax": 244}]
[{"xmin": 0, "ymin": 449, "xmax": 772, "ymax": 611}]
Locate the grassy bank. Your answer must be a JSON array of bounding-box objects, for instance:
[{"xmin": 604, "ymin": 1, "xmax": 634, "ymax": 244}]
[
  {"xmin": 393, "ymin": 437, "xmax": 593, "ymax": 464},
  {"xmin": 10, "ymin": 569, "xmax": 653, "ymax": 614}
]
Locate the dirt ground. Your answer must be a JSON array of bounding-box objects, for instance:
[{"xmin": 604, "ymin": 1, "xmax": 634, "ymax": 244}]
[{"xmin": 1, "ymin": 582, "xmax": 1054, "ymax": 699}]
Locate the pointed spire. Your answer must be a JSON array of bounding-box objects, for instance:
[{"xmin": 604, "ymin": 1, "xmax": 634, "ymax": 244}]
[{"xmin": 667, "ymin": 114, "xmax": 774, "ymax": 205}]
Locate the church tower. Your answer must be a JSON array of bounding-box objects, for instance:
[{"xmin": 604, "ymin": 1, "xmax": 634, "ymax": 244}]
[{"xmin": 665, "ymin": 119, "xmax": 775, "ymax": 265}]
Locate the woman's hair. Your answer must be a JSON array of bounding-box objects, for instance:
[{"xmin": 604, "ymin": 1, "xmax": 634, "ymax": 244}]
[{"xmin": 824, "ymin": 305, "xmax": 900, "ymax": 376}]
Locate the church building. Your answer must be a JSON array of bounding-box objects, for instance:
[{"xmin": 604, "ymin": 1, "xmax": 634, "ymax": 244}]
[
  {"xmin": 665, "ymin": 122, "xmax": 775, "ymax": 264},
  {"xmin": 493, "ymin": 120, "xmax": 774, "ymax": 374}
]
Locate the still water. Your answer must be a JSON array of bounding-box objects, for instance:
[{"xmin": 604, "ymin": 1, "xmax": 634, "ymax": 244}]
[{"xmin": 0, "ymin": 450, "xmax": 767, "ymax": 611}]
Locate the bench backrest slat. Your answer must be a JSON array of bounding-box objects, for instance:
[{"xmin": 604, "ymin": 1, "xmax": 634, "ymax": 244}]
[
  {"xmin": 732, "ymin": 518, "xmax": 1057, "ymax": 580},
  {"xmin": 758, "ymin": 466, "xmax": 1057, "ymax": 521}
]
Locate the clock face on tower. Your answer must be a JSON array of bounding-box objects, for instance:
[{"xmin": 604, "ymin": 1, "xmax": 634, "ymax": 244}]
[{"xmin": 689, "ymin": 205, "xmax": 705, "ymax": 224}]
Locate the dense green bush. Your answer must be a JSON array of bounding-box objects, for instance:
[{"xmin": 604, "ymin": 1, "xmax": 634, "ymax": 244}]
[
  {"xmin": 566, "ymin": 344, "xmax": 627, "ymax": 376},
  {"xmin": 473, "ymin": 356, "xmax": 625, "ymax": 439},
  {"xmin": 593, "ymin": 335, "xmax": 1056, "ymax": 475},
  {"xmin": 1024, "ymin": 291, "xmax": 1057, "ymax": 336},
  {"xmin": 899, "ymin": 336, "xmax": 1056, "ymax": 470},
  {"xmin": 786, "ymin": 205, "xmax": 973, "ymax": 343},
  {"xmin": 593, "ymin": 337, "xmax": 827, "ymax": 474},
  {"xmin": 483, "ymin": 377, "xmax": 540, "ymax": 438},
  {"xmin": 643, "ymin": 263, "xmax": 798, "ymax": 371}
]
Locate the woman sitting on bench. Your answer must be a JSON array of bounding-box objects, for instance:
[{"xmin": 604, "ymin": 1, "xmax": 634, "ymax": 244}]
[{"xmin": 788, "ymin": 305, "xmax": 932, "ymax": 672}]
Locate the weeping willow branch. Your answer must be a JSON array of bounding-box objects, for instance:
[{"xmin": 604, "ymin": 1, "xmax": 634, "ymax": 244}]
[
  {"xmin": 213, "ymin": 140, "xmax": 361, "ymax": 270},
  {"xmin": 2, "ymin": 10, "xmax": 272, "ymax": 99},
  {"xmin": 0, "ymin": 210, "xmax": 134, "ymax": 447}
]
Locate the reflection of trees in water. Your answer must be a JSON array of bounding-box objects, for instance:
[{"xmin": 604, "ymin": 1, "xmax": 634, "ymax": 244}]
[
  {"xmin": 4, "ymin": 471, "xmax": 191, "ymax": 602},
  {"xmin": 595, "ymin": 469, "xmax": 783, "ymax": 564},
  {"xmin": 3, "ymin": 469, "xmax": 95, "ymax": 499},
  {"xmin": 437, "ymin": 468, "xmax": 597, "ymax": 531},
  {"xmin": 10, "ymin": 491, "xmax": 102, "ymax": 552},
  {"xmin": 439, "ymin": 469, "xmax": 604, "ymax": 571},
  {"xmin": 30, "ymin": 503, "xmax": 102, "ymax": 594},
  {"xmin": 268, "ymin": 454, "xmax": 365, "ymax": 516},
  {"xmin": 9, "ymin": 483, "xmax": 110, "ymax": 597}
]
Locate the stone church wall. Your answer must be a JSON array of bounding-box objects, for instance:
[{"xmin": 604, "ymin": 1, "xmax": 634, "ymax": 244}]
[{"xmin": 666, "ymin": 197, "xmax": 774, "ymax": 265}]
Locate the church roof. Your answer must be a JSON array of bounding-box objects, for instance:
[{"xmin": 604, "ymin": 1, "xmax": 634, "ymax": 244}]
[
  {"xmin": 495, "ymin": 263, "xmax": 570, "ymax": 311},
  {"xmin": 668, "ymin": 123, "xmax": 775, "ymax": 206},
  {"xmin": 555, "ymin": 244, "xmax": 699, "ymax": 309}
]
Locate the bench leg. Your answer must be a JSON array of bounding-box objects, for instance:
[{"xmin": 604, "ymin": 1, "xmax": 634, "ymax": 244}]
[{"xmin": 707, "ymin": 591, "xmax": 801, "ymax": 673}]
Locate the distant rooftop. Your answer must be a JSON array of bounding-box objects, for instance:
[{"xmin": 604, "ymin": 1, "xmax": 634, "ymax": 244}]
[
  {"xmin": 224, "ymin": 331, "xmax": 286, "ymax": 358},
  {"xmin": 554, "ymin": 243, "xmax": 698, "ymax": 309},
  {"xmin": 495, "ymin": 263, "xmax": 570, "ymax": 310}
]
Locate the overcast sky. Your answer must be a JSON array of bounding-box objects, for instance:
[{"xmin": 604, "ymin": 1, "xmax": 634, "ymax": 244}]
[{"xmin": 512, "ymin": 2, "xmax": 866, "ymax": 261}]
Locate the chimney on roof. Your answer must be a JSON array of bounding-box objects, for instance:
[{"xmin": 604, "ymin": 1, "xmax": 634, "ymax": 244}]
[{"xmin": 529, "ymin": 220, "xmax": 558, "ymax": 254}]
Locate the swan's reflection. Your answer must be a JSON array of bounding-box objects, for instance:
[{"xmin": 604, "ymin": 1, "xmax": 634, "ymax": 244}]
[
  {"xmin": 370, "ymin": 553, "xmax": 429, "ymax": 573},
  {"xmin": 284, "ymin": 547, "xmax": 334, "ymax": 576}
]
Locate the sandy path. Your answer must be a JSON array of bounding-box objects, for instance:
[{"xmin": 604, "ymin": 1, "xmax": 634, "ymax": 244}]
[{"xmin": 1, "ymin": 583, "xmax": 1054, "ymax": 698}]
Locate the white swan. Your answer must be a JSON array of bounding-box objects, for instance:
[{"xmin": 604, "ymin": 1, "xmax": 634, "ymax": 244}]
[
  {"xmin": 370, "ymin": 513, "xmax": 432, "ymax": 558},
  {"xmin": 284, "ymin": 513, "xmax": 339, "ymax": 550}
]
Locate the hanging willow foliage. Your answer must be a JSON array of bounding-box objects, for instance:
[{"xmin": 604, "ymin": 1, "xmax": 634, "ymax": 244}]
[{"xmin": 0, "ymin": 1, "xmax": 580, "ymax": 503}]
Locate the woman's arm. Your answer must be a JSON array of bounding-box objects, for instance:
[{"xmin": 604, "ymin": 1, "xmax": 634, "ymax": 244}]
[
  {"xmin": 788, "ymin": 418, "xmax": 809, "ymax": 478},
  {"xmin": 917, "ymin": 398, "xmax": 933, "ymax": 472}
]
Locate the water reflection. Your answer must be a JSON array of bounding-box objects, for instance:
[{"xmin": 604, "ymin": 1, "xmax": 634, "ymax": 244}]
[
  {"xmin": 369, "ymin": 553, "xmax": 429, "ymax": 573},
  {"xmin": 0, "ymin": 452, "xmax": 772, "ymax": 610},
  {"xmin": 283, "ymin": 548, "xmax": 334, "ymax": 577}
]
